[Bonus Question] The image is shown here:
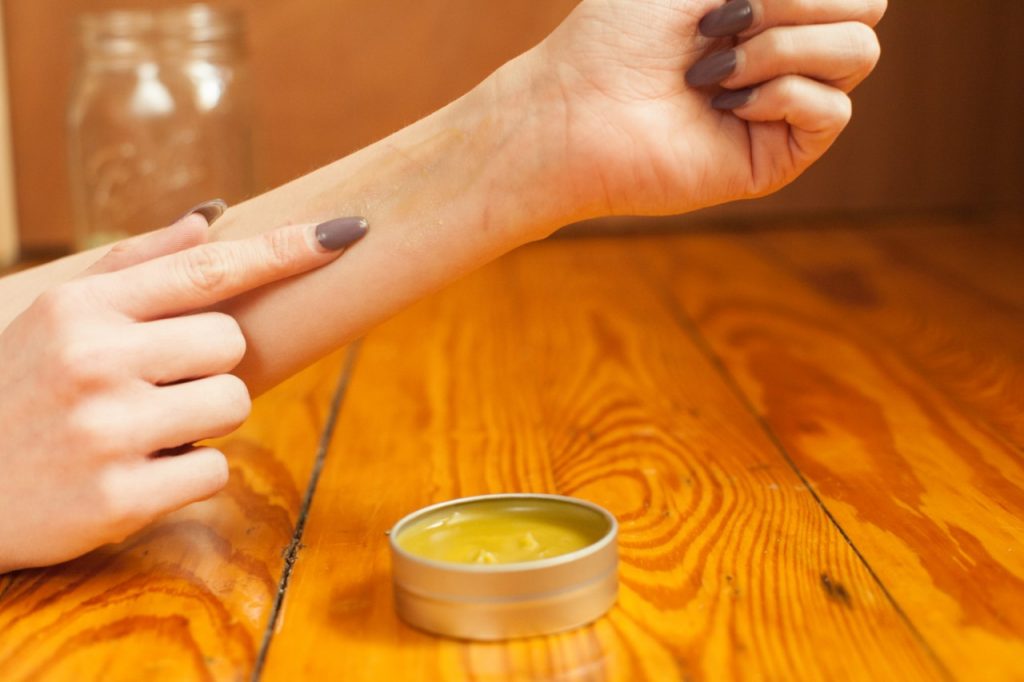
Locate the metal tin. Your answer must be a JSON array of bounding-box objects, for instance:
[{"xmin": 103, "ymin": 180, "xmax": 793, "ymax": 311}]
[{"xmin": 389, "ymin": 493, "xmax": 618, "ymax": 641}]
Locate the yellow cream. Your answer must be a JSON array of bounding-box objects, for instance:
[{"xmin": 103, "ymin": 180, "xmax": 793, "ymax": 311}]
[{"xmin": 395, "ymin": 498, "xmax": 609, "ymax": 565}]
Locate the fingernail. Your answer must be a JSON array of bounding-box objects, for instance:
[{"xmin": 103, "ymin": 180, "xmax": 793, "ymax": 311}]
[
  {"xmin": 699, "ymin": 0, "xmax": 754, "ymax": 38},
  {"xmin": 686, "ymin": 50, "xmax": 738, "ymax": 87},
  {"xmin": 712, "ymin": 87, "xmax": 756, "ymax": 110},
  {"xmin": 177, "ymin": 198, "xmax": 228, "ymax": 225},
  {"xmin": 315, "ymin": 216, "xmax": 369, "ymax": 251}
]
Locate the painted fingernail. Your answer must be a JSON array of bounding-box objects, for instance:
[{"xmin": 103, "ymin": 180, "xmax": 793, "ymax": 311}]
[
  {"xmin": 315, "ymin": 216, "xmax": 369, "ymax": 251},
  {"xmin": 686, "ymin": 50, "xmax": 738, "ymax": 87},
  {"xmin": 712, "ymin": 87, "xmax": 756, "ymax": 110},
  {"xmin": 699, "ymin": 0, "xmax": 754, "ymax": 38},
  {"xmin": 177, "ymin": 198, "xmax": 228, "ymax": 225}
]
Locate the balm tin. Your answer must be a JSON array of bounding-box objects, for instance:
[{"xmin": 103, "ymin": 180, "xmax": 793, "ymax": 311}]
[{"xmin": 389, "ymin": 493, "xmax": 618, "ymax": 641}]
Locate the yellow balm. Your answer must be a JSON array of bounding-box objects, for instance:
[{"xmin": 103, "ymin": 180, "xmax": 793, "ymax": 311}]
[{"xmin": 395, "ymin": 497, "xmax": 608, "ymax": 565}]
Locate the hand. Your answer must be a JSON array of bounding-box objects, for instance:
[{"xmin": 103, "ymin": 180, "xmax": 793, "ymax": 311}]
[
  {"xmin": 532, "ymin": 0, "xmax": 885, "ymax": 217},
  {"xmin": 0, "ymin": 213, "xmax": 367, "ymax": 572}
]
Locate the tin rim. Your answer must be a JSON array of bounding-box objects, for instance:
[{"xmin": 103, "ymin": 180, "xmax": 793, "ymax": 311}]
[{"xmin": 388, "ymin": 493, "xmax": 618, "ymax": 573}]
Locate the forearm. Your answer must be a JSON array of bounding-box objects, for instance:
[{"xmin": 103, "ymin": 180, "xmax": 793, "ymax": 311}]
[
  {"xmin": 0, "ymin": 49, "xmax": 572, "ymax": 393},
  {"xmin": 214, "ymin": 49, "xmax": 572, "ymax": 394}
]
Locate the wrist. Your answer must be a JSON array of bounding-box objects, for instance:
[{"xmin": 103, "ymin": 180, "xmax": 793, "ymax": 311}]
[
  {"xmin": 479, "ymin": 46, "xmax": 614, "ymax": 237},
  {"xmin": 465, "ymin": 47, "xmax": 595, "ymax": 240}
]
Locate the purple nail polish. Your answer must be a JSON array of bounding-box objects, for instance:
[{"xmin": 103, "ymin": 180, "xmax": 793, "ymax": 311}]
[
  {"xmin": 699, "ymin": 0, "xmax": 754, "ymax": 38},
  {"xmin": 315, "ymin": 217, "xmax": 369, "ymax": 251},
  {"xmin": 712, "ymin": 87, "xmax": 756, "ymax": 110},
  {"xmin": 177, "ymin": 198, "xmax": 228, "ymax": 225},
  {"xmin": 686, "ymin": 50, "xmax": 738, "ymax": 88}
]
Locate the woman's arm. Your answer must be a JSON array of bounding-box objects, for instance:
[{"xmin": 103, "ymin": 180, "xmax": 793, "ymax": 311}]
[
  {"xmin": 207, "ymin": 0, "xmax": 887, "ymax": 394},
  {"xmin": 2, "ymin": 0, "xmax": 886, "ymax": 397},
  {"xmin": 213, "ymin": 51, "xmax": 571, "ymax": 393}
]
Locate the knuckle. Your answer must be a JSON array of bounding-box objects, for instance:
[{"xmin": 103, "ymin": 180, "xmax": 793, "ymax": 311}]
[
  {"xmin": 864, "ymin": 0, "xmax": 888, "ymax": 25},
  {"xmin": 179, "ymin": 245, "xmax": 234, "ymax": 295},
  {"xmin": 104, "ymin": 239, "xmax": 138, "ymax": 262},
  {"xmin": 209, "ymin": 313, "xmax": 247, "ymax": 365},
  {"xmin": 766, "ymin": 29, "xmax": 795, "ymax": 62},
  {"xmin": 34, "ymin": 284, "xmax": 87, "ymax": 329},
  {"xmin": 217, "ymin": 374, "xmax": 252, "ymax": 426},
  {"xmin": 67, "ymin": 403, "xmax": 120, "ymax": 459},
  {"xmin": 832, "ymin": 94, "xmax": 854, "ymax": 126},
  {"xmin": 847, "ymin": 22, "xmax": 881, "ymax": 65},
  {"xmin": 261, "ymin": 227, "xmax": 298, "ymax": 270},
  {"xmin": 205, "ymin": 451, "xmax": 231, "ymax": 493},
  {"xmin": 53, "ymin": 338, "xmax": 113, "ymax": 391},
  {"xmin": 775, "ymin": 74, "xmax": 802, "ymax": 101},
  {"xmin": 864, "ymin": 31, "xmax": 882, "ymax": 69},
  {"xmin": 97, "ymin": 469, "xmax": 143, "ymax": 528}
]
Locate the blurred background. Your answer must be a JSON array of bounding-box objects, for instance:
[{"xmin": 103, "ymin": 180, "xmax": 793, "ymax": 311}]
[{"xmin": 1, "ymin": 0, "xmax": 1022, "ymax": 256}]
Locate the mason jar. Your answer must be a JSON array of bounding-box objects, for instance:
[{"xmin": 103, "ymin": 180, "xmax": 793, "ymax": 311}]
[{"xmin": 67, "ymin": 5, "xmax": 252, "ymax": 250}]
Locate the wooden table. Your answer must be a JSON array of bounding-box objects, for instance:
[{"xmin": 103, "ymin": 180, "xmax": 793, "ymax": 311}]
[{"xmin": 2, "ymin": 215, "xmax": 1022, "ymax": 681}]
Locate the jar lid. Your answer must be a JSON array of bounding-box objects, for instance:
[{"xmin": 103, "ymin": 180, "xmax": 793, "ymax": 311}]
[{"xmin": 389, "ymin": 494, "xmax": 618, "ymax": 641}]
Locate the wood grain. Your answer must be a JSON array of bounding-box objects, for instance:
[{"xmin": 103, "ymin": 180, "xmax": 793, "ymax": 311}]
[
  {"xmin": 649, "ymin": 220, "xmax": 1024, "ymax": 679},
  {"xmin": 5, "ymin": 220, "xmax": 1020, "ymax": 679},
  {"xmin": 0, "ymin": 349, "xmax": 349, "ymax": 681},
  {"xmin": 758, "ymin": 217, "xmax": 1024, "ymax": 450},
  {"xmin": 257, "ymin": 238, "xmax": 942, "ymax": 681}
]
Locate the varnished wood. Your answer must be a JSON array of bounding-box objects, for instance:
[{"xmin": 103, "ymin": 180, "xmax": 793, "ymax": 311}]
[
  {"xmin": 5, "ymin": 218, "xmax": 1023, "ymax": 680},
  {"xmin": 648, "ymin": 218, "xmax": 1024, "ymax": 679},
  {"xmin": 757, "ymin": 216, "xmax": 1024, "ymax": 450},
  {"xmin": 258, "ymin": 237, "xmax": 942, "ymax": 680},
  {"xmin": 0, "ymin": 349, "xmax": 349, "ymax": 681}
]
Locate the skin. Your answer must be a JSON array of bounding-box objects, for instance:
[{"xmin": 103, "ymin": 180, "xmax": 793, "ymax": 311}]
[{"xmin": 0, "ymin": 0, "xmax": 886, "ymax": 572}]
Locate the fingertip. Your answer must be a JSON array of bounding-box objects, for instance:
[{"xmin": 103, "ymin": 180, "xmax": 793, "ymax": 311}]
[
  {"xmin": 175, "ymin": 213, "xmax": 212, "ymax": 244},
  {"xmin": 155, "ymin": 213, "xmax": 209, "ymax": 257},
  {"xmin": 79, "ymin": 213, "xmax": 210, "ymax": 277},
  {"xmin": 174, "ymin": 198, "xmax": 228, "ymax": 227}
]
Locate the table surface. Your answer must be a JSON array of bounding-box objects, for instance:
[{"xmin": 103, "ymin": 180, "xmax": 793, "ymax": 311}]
[{"xmin": 1, "ymin": 215, "xmax": 1022, "ymax": 681}]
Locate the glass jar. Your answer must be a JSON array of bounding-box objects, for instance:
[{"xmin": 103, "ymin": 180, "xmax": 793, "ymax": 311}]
[{"xmin": 67, "ymin": 5, "xmax": 252, "ymax": 250}]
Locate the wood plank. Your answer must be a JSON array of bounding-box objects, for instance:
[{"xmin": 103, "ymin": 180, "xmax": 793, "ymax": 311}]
[
  {"xmin": 866, "ymin": 214, "xmax": 1024, "ymax": 319},
  {"xmin": 650, "ymin": 223, "xmax": 1024, "ymax": 680},
  {"xmin": 259, "ymin": 238, "xmax": 942, "ymax": 680},
  {"xmin": 757, "ymin": 217, "xmax": 1024, "ymax": 450},
  {"xmin": 0, "ymin": 349, "xmax": 349, "ymax": 681}
]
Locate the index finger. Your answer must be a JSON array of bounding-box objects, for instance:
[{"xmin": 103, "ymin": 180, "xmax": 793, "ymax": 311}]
[{"xmin": 91, "ymin": 217, "xmax": 368, "ymax": 320}]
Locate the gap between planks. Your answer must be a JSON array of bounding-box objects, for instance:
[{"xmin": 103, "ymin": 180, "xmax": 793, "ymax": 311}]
[
  {"xmin": 632, "ymin": 248, "xmax": 958, "ymax": 682},
  {"xmin": 251, "ymin": 341, "xmax": 364, "ymax": 681}
]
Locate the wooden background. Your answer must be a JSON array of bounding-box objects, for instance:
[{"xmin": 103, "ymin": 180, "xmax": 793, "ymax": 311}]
[
  {"xmin": 0, "ymin": 6, "xmax": 17, "ymax": 265},
  {"xmin": 3, "ymin": 0, "xmax": 1024, "ymax": 250}
]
